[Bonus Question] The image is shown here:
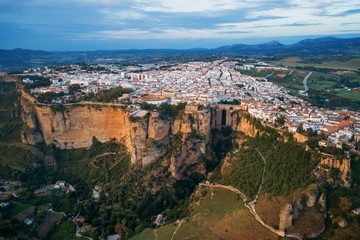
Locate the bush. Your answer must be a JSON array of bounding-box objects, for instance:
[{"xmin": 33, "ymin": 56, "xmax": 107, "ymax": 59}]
[{"xmin": 81, "ymin": 87, "xmax": 132, "ymax": 103}]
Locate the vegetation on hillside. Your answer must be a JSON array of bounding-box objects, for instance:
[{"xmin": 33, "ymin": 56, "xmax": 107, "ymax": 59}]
[
  {"xmin": 140, "ymin": 102, "xmax": 186, "ymax": 119},
  {"xmin": 220, "ymin": 147, "xmax": 264, "ymax": 198},
  {"xmin": 80, "ymin": 86, "xmax": 132, "ymax": 103},
  {"xmin": 131, "ymin": 187, "xmax": 278, "ymax": 240},
  {"xmin": 0, "ymin": 82, "xmax": 23, "ymax": 142},
  {"xmin": 212, "ymin": 125, "xmax": 315, "ymax": 197},
  {"xmin": 22, "ymin": 76, "xmax": 51, "ymax": 90}
]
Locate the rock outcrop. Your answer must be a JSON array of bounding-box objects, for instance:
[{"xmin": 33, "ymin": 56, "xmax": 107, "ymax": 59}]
[
  {"xmin": 277, "ymin": 184, "xmax": 326, "ymax": 237},
  {"xmin": 320, "ymin": 155, "xmax": 351, "ymax": 188},
  {"xmin": 318, "ymin": 193, "xmax": 326, "ymax": 212},
  {"xmin": 305, "ymin": 184, "xmax": 319, "ymax": 208},
  {"xmin": 279, "ymin": 204, "xmax": 293, "ymax": 232},
  {"xmin": 21, "ymin": 130, "xmax": 44, "ymax": 145}
]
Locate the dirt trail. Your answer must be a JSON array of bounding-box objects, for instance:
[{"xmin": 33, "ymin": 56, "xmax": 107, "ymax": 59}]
[
  {"xmin": 303, "ymin": 71, "xmax": 312, "ymax": 93},
  {"xmin": 199, "ymin": 149, "xmax": 302, "ymax": 240}
]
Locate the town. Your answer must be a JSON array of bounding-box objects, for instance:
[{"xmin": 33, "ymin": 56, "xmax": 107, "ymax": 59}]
[{"xmin": 21, "ymin": 60, "xmax": 360, "ymax": 152}]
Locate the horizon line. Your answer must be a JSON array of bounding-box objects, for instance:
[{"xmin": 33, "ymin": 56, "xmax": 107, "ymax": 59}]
[{"xmin": 1, "ymin": 35, "xmax": 359, "ymax": 52}]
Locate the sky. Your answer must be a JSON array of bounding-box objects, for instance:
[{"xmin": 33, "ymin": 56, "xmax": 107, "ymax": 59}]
[{"xmin": 0, "ymin": 0, "xmax": 359, "ymax": 51}]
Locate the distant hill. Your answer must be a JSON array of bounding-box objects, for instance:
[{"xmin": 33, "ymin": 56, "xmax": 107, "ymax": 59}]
[
  {"xmin": 1, "ymin": 37, "xmax": 360, "ymax": 72},
  {"xmin": 213, "ymin": 37, "xmax": 360, "ymax": 55}
]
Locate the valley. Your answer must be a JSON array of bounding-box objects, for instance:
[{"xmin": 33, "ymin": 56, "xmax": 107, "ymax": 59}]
[{"xmin": 0, "ymin": 51, "xmax": 360, "ymax": 239}]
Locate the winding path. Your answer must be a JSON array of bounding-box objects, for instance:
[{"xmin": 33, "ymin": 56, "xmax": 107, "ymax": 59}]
[
  {"xmin": 303, "ymin": 71, "xmax": 312, "ymax": 93},
  {"xmin": 199, "ymin": 183, "xmax": 301, "ymax": 240},
  {"xmin": 251, "ymin": 149, "xmax": 266, "ymax": 203},
  {"xmin": 170, "ymin": 220, "xmax": 184, "ymax": 240},
  {"xmin": 72, "ymin": 210, "xmax": 93, "ymax": 240},
  {"xmin": 48, "ymin": 207, "xmax": 67, "ymax": 217},
  {"xmin": 198, "ymin": 148, "xmax": 302, "ymax": 240},
  {"xmin": 265, "ymin": 72, "xmax": 274, "ymax": 78},
  {"xmin": 153, "ymin": 228, "xmax": 158, "ymax": 240}
]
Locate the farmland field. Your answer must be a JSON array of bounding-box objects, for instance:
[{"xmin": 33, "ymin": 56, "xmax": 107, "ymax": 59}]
[{"xmin": 274, "ymin": 57, "xmax": 360, "ymax": 71}]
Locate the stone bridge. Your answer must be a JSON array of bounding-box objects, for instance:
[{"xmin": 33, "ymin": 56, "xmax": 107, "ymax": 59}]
[{"xmin": 210, "ymin": 104, "xmax": 247, "ymax": 130}]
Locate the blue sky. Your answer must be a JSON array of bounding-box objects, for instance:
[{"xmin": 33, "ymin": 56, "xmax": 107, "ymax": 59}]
[{"xmin": 0, "ymin": 0, "xmax": 359, "ymax": 50}]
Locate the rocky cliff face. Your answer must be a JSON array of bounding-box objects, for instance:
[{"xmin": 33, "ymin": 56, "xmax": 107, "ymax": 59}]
[
  {"xmin": 320, "ymin": 156, "xmax": 351, "ymax": 188},
  {"xmin": 232, "ymin": 114, "xmax": 258, "ymax": 137},
  {"xmin": 278, "ymin": 184, "xmax": 326, "ymax": 237},
  {"xmin": 19, "ymin": 90, "xmax": 215, "ymax": 173},
  {"xmin": 21, "ymin": 90, "xmax": 133, "ymax": 151}
]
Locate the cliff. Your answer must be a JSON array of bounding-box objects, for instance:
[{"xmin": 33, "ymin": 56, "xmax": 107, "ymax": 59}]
[
  {"xmin": 320, "ymin": 155, "xmax": 351, "ymax": 188},
  {"xmin": 19, "ymin": 90, "xmax": 214, "ymax": 172},
  {"xmin": 20, "ymin": 89, "xmax": 133, "ymax": 151}
]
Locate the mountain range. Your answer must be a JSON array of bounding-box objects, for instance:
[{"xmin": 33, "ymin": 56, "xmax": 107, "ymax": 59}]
[{"xmin": 0, "ymin": 36, "xmax": 359, "ymax": 72}]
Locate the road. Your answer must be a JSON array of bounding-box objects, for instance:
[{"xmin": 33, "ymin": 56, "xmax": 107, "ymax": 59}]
[
  {"xmin": 303, "ymin": 71, "xmax": 312, "ymax": 93},
  {"xmin": 73, "ymin": 210, "xmax": 93, "ymax": 240}
]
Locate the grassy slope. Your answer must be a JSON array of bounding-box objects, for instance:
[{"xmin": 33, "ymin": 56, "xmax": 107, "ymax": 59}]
[{"xmin": 131, "ymin": 188, "xmax": 279, "ymax": 240}]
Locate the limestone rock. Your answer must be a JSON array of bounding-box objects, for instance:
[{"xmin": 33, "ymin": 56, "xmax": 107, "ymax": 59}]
[
  {"xmin": 279, "ymin": 204, "xmax": 293, "ymax": 232},
  {"xmin": 334, "ymin": 217, "xmax": 348, "ymax": 228},
  {"xmin": 318, "ymin": 193, "xmax": 326, "ymax": 212},
  {"xmin": 294, "ymin": 198, "xmax": 305, "ymax": 212},
  {"xmin": 292, "ymin": 204, "xmax": 301, "ymax": 219},
  {"xmin": 169, "ymin": 139, "xmax": 206, "ymax": 179},
  {"xmin": 21, "ymin": 130, "xmax": 44, "ymax": 145},
  {"xmin": 305, "ymin": 184, "xmax": 319, "ymax": 208},
  {"xmin": 321, "ymin": 157, "xmax": 351, "ymax": 188},
  {"xmin": 26, "ymin": 131, "xmax": 44, "ymax": 145},
  {"xmin": 172, "ymin": 119, "xmax": 182, "ymax": 134},
  {"xmin": 21, "ymin": 131, "xmax": 29, "ymax": 144},
  {"xmin": 235, "ymin": 116, "xmax": 258, "ymax": 137},
  {"xmin": 148, "ymin": 113, "xmax": 170, "ymax": 140}
]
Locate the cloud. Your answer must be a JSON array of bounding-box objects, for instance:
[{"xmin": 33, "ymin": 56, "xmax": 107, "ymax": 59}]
[
  {"xmin": 75, "ymin": 0, "xmax": 123, "ymax": 5},
  {"xmin": 134, "ymin": 0, "xmax": 263, "ymax": 13},
  {"xmin": 333, "ymin": 9, "xmax": 360, "ymax": 17},
  {"xmin": 1, "ymin": 0, "xmax": 360, "ymax": 50},
  {"xmin": 341, "ymin": 21, "xmax": 360, "ymax": 26},
  {"xmin": 75, "ymin": 27, "xmax": 253, "ymax": 40},
  {"xmin": 100, "ymin": 9, "xmax": 147, "ymax": 21}
]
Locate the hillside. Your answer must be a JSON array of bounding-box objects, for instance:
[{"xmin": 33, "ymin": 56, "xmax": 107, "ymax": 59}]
[
  {"xmin": 1, "ymin": 81, "xmax": 359, "ymax": 239},
  {"xmin": 1, "ymin": 37, "xmax": 359, "ymax": 72},
  {"xmin": 131, "ymin": 187, "xmax": 279, "ymax": 240}
]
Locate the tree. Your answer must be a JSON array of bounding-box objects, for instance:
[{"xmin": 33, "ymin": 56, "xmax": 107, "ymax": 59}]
[
  {"xmin": 349, "ymin": 134, "xmax": 355, "ymax": 142},
  {"xmin": 306, "ymin": 138, "xmax": 319, "ymax": 149},
  {"xmin": 355, "ymin": 141, "xmax": 360, "ymax": 151},
  {"xmin": 37, "ymin": 92, "xmax": 57, "ymax": 103},
  {"xmin": 342, "ymin": 143, "xmax": 350, "ymax": 152},
  {"xmin": 305, "ymin": 128, "xmax": 314, "ymax": 137},
  {"xmin": 69, "ymin": 84, "xmax": 81, "ymax": 95},
  {"xmin": 296, "ymin": 123, "xmax": 304, "ymax": 133},
  {"xmin": 275, "ymin": 115, "xmax": 286, "ymax": 127}
]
